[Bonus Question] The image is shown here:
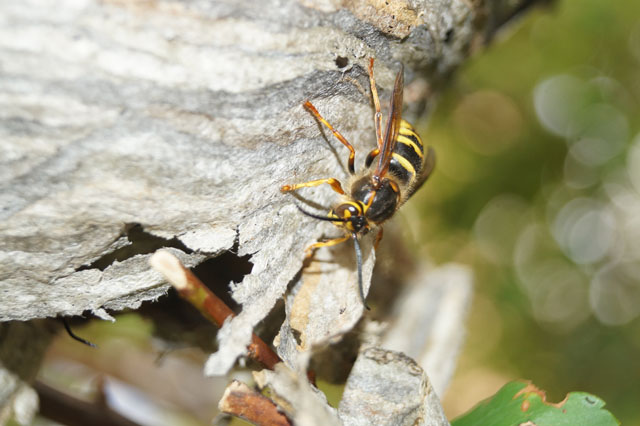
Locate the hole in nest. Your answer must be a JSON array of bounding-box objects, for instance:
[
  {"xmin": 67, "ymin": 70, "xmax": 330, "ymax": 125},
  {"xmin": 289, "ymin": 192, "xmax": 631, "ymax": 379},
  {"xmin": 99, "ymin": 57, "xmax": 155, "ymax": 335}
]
[
  {"xmin": 254, "ymin": 298, "xmax": 286, "ymax": 352},
  {"xmin": 138, "ymin": 249, "xmax": 255, "ymax": 351},
  {"xmin": 77, "ymin": 223, "xmax": 193, "ymax": 271},
  {"xmin": 335, "ymin": 56, "xmax": 349, "ymax": 69},
  {"xmin": 291, "ymin": 328, "xmax": 302, "ymax": 347},
  {"xmin": 309, "ymin": 325, "xmax": 361, "ymax": 384},
  {"xmin": 445, "ymin": 28, "xmax": 454, "ymax": 43},
  {"xmin": 191, "ymin": 251, "xmax": 254, "ymax": 314}
]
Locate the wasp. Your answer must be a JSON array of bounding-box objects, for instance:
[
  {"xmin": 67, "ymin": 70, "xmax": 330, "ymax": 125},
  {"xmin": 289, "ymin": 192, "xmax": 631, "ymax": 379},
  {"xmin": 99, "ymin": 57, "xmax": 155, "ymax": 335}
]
[{"xmin": 281, "ymin": 58, "xmax": 435, "ymax": 308}]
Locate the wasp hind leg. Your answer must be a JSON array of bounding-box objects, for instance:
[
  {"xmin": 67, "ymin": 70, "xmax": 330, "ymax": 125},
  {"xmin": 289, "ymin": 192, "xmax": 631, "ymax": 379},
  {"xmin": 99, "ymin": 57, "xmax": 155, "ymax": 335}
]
[{"xmin": 281, "ymin": 177, "xmax": 345, "ymax": 195}]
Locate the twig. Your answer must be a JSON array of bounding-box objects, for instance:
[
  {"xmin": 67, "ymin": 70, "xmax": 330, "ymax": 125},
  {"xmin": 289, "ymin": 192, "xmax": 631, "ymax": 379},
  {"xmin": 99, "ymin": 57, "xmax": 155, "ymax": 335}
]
[
  {"xmin": 149, "ymin": 250, "xmax": 282, "ymax": 370},
  {"xmin": 35, "ymin": 380, "xmax": 142, "ymax": 426},
  {"xmin": 219, "ymin": 380, "xmax": 291, "ymax": 426}
]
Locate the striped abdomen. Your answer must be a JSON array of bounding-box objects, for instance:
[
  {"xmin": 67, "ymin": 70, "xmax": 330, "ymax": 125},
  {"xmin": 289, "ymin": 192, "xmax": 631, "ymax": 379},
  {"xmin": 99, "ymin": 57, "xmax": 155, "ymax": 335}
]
[
  {"xmin": 387, "ymin": 119, "xmax": 425, "ymax": 187},
  {"xmin": 351, "ymin": 119, "xmax": 426, "ymax": 225}
]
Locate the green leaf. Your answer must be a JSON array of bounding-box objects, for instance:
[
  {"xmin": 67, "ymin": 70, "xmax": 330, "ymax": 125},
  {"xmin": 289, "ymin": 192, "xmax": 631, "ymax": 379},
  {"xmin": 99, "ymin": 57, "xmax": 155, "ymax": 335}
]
[{"xmin": 451, "ymin": 381, "xmax": 620, "ymax": 426}]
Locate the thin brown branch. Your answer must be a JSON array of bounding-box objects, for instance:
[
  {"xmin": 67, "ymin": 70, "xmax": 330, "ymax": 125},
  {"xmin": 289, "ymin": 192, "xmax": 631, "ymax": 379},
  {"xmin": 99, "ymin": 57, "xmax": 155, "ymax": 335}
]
[
  {"xmin": 35, "ymin": 380, "xmax": 142, "ymax": 426},
  {"xmin": 149, "ymin": 250, "xmax": 281, "ymax": 370},
  {"xmin": 219, "ymin": 380, "xmax": 291, "ymax": 426}
]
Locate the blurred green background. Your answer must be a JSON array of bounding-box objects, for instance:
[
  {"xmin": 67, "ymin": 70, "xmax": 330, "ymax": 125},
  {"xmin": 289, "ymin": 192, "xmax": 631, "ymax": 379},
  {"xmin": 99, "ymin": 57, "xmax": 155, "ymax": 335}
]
[{"xmin": 413, "ymin": 1, "xmax": 640, "ymax": 424}]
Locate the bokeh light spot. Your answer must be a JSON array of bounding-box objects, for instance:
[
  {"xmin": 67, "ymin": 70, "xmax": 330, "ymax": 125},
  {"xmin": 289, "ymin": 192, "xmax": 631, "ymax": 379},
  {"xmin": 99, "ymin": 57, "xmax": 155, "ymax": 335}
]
[
  {"xmin": 453, "ymin": 90, "xmax": 523, "ymax": 155},
  {"xmin": 591, "ymin": 261, "xmax": 640, "ymax": 325},
  {"xmin": 473, "ymin": 194, "xmax": 529, "ymax": 264},
  {"xmin": 552, "ymin": 198, "xmax": 616, "ymax": 264},
  {"xmin": 568, "ymin": 103, "xmax": 628, "ymax": 165},
  {"xmin": 534, "ymin": 75, "xmax": 586, "ymax": 138},
  {"xmin": 625, "ymin": 133, "xmax": 640, "ymax": 194},
  {"xmin": 563, "ymin": 148, "xmax": 600, "ymax": 189}
]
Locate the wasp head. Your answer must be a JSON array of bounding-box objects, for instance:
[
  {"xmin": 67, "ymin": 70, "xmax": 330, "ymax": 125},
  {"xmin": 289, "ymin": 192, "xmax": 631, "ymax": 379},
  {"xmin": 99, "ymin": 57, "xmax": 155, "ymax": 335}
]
[{"xmin": 329, "ymin": 202, "xmax": 368, "ymax": 234}]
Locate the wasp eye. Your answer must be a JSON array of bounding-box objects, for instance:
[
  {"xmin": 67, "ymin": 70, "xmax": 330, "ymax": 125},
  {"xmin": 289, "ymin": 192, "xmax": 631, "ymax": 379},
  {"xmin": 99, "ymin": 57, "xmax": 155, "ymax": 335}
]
[{"xmin": 335, "ymin": 204, "xmax": 359, "ymax": 219}]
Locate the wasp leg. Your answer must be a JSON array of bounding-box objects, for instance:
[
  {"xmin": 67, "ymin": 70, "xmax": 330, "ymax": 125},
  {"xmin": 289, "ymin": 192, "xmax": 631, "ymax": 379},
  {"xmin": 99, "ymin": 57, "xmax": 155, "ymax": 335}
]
[
  {"xmin": 365, "ymin": 148, "xmax": 380, "ymax": 168},
  {"xmin": 374, "ymin": 227, "xmax": 384, "ymax": 251},
  {"xmin": 61, "ymin": 318, "xmax": 97, "ymax": 348},
  {"xmin": 281, "ymin": 177, "xmax": 345, "ymax": 195},
  {"xmin": 368, "ymin": 58, "xmax": 383, "ymax": 152},
  {"xmin": 303, "ymin": 101, "xmax": 356, "ymax": 175},
  {"xmin": 304, "ymin": 234, "xmax": 350, "ymax": 259}
]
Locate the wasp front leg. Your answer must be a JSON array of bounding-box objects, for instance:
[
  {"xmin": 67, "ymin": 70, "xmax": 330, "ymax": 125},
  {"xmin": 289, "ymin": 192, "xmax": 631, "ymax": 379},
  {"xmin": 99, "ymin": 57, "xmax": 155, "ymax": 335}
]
[
  {"xmin": 281, "ymin": 177, "xmax": 345, "ymax": 195},
  {"xmin": 368, "ymin": 58, "xmax": 384, "ymax": 151},
  {"xmin": 303, "ymin": 101, "xmax": 357, "ymax": 175},
  {"xmin": 365, "ymin": 148, "xmax": 380, "ymax": 168},
  {"xmin": 304, "ymin": 234, "xmax": 351, "ymax": 259}
]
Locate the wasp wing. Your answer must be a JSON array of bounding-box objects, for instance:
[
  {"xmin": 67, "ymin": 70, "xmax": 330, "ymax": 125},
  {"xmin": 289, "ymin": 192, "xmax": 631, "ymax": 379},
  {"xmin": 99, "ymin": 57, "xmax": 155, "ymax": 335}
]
[{"xmin": 373, "ymin": 66, "xmax": 404, "ymax": 184}]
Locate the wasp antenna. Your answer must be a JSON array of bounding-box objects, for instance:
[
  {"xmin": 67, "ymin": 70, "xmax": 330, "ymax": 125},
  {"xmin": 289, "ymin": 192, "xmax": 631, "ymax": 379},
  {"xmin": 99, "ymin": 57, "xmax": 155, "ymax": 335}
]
[
  {"xmin": 294, "ymin": 203, "xmax": 348, "ymax": 223},
  {"xmin": 352, "ymin": 234, "xmax": 370, "ymax": 310},
  {"xmin": 61, "ymin": 318, "xmax": 97, "ymax": 348}
]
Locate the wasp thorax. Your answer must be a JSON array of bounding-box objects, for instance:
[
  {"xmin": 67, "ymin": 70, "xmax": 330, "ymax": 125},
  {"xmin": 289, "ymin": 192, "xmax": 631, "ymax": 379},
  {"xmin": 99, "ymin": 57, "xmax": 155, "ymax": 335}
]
[
  {"xmin": 330, "ymin": 202, "xmax": 367, "ymax": 233},
  {"xmin": 351, "ymin": 177, "xmax": 400, "ymax": 224}
]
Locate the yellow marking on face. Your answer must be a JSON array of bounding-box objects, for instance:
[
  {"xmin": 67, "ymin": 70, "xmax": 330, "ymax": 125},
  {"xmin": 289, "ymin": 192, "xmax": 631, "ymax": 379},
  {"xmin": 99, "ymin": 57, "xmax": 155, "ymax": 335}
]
[
  {"xmin": 397, "ymin": 135, "xmax": 423, "ymax": 158},
  {"xmin": 344, "ymin": 203, "xmax": 361, "ymax": 231},
  {"xmin": 328, "ymin": 210, "xmax": 341, "ymax": 223},
  {"xmin": 392, "ymin": 153, "xmax": 416, "ymax": 177},
  {"xmin": 351, "ymin": 202, "xmax": 364, "ymax": 216}
]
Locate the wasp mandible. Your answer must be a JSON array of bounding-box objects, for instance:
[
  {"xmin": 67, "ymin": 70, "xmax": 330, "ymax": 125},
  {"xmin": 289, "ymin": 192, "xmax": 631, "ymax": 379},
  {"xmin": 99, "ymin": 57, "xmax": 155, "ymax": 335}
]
[{"xmin": 281, "ymin": 58, "xmax": 435, "ymax": 309}]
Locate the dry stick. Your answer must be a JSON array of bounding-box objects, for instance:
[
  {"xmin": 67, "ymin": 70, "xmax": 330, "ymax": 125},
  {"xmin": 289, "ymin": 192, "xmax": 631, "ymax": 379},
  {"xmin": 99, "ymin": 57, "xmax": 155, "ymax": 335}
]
[
  {"xmin": 149, "ymin": 250, "xmax": 282, "ymax": 370},
  {"xmin": 219, "ymin": 380, "xmax": 292, "ymax": 426},
  {"xmin": 35, "ymin": 380, "xmax": 142, "ymax": 426}
]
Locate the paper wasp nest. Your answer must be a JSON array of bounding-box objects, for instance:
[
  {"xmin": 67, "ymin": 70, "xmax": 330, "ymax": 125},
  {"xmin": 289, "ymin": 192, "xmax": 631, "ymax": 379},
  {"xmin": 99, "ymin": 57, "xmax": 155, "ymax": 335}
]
[{"xmin": 0, "ymin": 0, "xmax": 543, "ymax": 423}]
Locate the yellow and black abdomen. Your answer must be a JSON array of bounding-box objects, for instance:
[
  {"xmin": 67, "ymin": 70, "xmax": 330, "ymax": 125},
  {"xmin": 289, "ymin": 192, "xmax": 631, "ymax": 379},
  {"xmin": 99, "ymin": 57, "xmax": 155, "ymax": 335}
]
[
  {"xmin": 387, "ymin": 119, "xmax": 425, "ymax": 187},
  {"xmin": 354, "ymin": 120, "xmax": 427, "ymax": 225}
]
